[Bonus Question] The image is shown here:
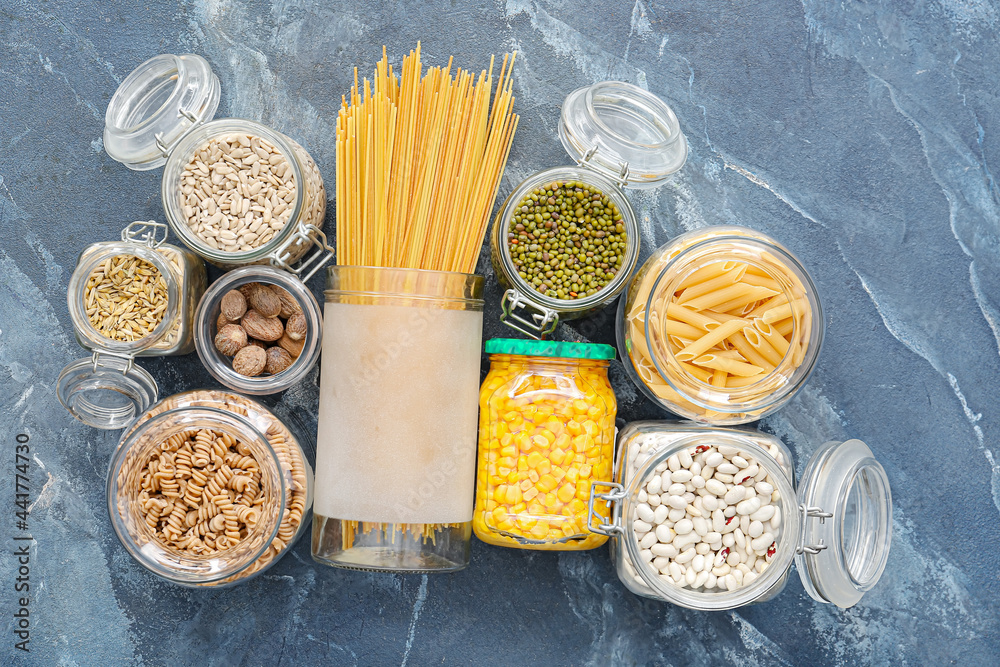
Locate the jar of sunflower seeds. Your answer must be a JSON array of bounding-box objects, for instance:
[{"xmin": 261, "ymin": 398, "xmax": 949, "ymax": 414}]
[
  {"xmin": 57, "ymin": 221, "xmax": 207, "ymax": 430},
  {"xmin": 103, "ymin": 53, "xmax": 331, "ymax": 279}
]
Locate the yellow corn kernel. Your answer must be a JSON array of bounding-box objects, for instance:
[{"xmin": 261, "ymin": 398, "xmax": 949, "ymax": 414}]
[
  {"xmin": 593, "ymin": 462, "xmax": 611, "ymax": 480},
  {"xmin": 508, "ymin": 485, "xmax": 524, "ymax": 505},
  {"xmin": 536, "ymin": 474, "xmax": 558, "ymax": 493},
  {"xmin": 519, "ymin": 479, "xmax": 533, "ymax": 492},
  {"xmin": 536, "ymin": 459, "xmax": 552, "ymax": 476},
  {"xmin": 516, "ymin": 515, "xmax": 537, "ymax": 531},
  {"xmin": 575, "ymin": 480, "xmax": 591, "ymax": 500},
  {"xmin": 543, "ymin": 419, "xmax": 564, "ymax": 436},
  {"xmin": 567, "ymin": 420, "xmax": 583, "ymax": 435},
  {"xmin": 499, "ymin": 456, "xmax": 516, "ymax": 469},
  {"xmin": 486, "ymin": 450, "xmax": 499, "ymax": 463},
  {"xmin": 572, "ymin": 434, "xmax": 591, "ymax": 453},
  {"xmin": 528, "ymin": 469, "xmax": 540, "ymax": 483},
  {"xmin": 531, "ymin": 434, "xmax": 550, "ymax": 449},
  {"xmin": 523, "ymin": 487, "xmax": 539, "ymax": 502},
  {"xmin": 572, "ymin": 399, "xmax": 589, "ymax": 414},
  {"xmin": 536, "ymin": 405, "xmax": 554, "ymax": 418},
  {"xmin": 500, "ymin": 445, "xmax": 517, "ymax": 458},
  {"xmin": 510, "ymin": 502, "xmax": 527, "ymax": 515},
  {"xmin": 485, "ymin": 499, "xmax": 499, "ymax": 512},
  {"xmin": 491, "ymin": 505, "xmax": 508, "ymax": 521},
  {"xmin": 497, "ymin": 466, "xmax": 512, "ymax": 479},
  {"xmin": 499, "ymin": 432, "xmax": 513, "ymax": 447},
  {"xmin": 514, "ymin": 432, "xmax": 532, "ymax": 453},
  {"xmin": 503, "ymin": 411, "xmax": 523, "ymax": 426},
  {"xmin": 508, "ymin": 471, "xmax": 521, "ymax": 484},
  {"xmin": 493, "ymin": 485, "xmax": 508, "ymax": 503},
  {"xmin": 549, "ymin": 448, "xmax": 567, "ymax": 466},
  {"xmin": 564, "ymin": 467, "xmax": 579, "ymax": 484},
  {"xmin": 568, "ymin": 498, "xmax": 588, "ymax": 516},
  {"xmin": 542, "ymin": 492, "xmax": 560, "ymax": 510},
  {"xmin": 516, "ymin": 456, "xmax": 529, "ymax": 471},
  {"xmin": 553, "ymin": 433, "xmax": 571, "ymax": 451},
  {"xmin": 527, "ymin": 452, "xmax": 544, "ymax": 469},
  {"xmin": 521, "ymin": 404, "xmax": 537, "ymax": 420},
  {"xmin": 557, "ymin": 483, "xmax": 577, "ymax": 504},
  {"xmin": 527, "ymin": 502, "xmax": 546, "ymax": 515},
  {"xmin": 529, "ymin": 522, "xmax": 550, "ymax": 539},
  {"xmin": 586, "ymin": 446, "xmax": 601, "ymax": 459},
  {"xmin": 583, "ymin": 420, "xmax": 599, "ymax": 436},
  {"xmin": 579, "ymin": 463, "xmax": 593, "ymax": 479},
  {"xmin": 562, "ymin": 521, "xmax": 580, "ymax": 537},
  {"xmin": 587, "ymin": 406, "xmax": 602, "ymax": 419},
  {"xmin": 497, "ymin": 518, "xmax": 517, "ymax": 532},
  {"xmin": 552, "ymin": 468, "xmax": 567, "ymax": 482}
]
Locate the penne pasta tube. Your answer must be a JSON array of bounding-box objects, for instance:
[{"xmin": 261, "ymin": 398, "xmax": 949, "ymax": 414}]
[
  {"xmin": 692, "ymin": 354, "xmax": 764, "ymax": 377},
  {"xmin": 714, "ymin": 348, "xmax": 748, "ymax": 361},
  {"xmin": 669, "ymin": 335, "xmax": 695, "ymax": 351},
  {"xmin": 710, "ymin": 285, "xmax": 781, "ymax": 315},
  {"xmin": 742, "ymin": 326, "xmax": 784, "ymax": 367},
  {"xmin": 753, "ymin": 319, "xmax": 790, "ymax": 356},
  {"xmin": 676, "ymin": 319, "xmax": 750, "ymax": 361},
  {"xmin": 680, "ymin": 361, "xmax": 714, "ymax": 383},
  {"xmin": 740, "ymin": 272, "xmax": 782, "ymax": 291},
  {"xmin": 675, "ymin": 260, "xmax": 744, "ymax": 291},
  {"xmin": 725, "ymin": 374, "xmax": 768, "ymax": 388},
  {"xmin": 772, "ymin": 317, "xmax": 794, "ymax": 337},
  {"xmin": 666, "ymin": 303, "xmax": 721, "ymax": 331},
  {"xmin": 728, "ymin": 331, "xmax": 776, "ymax": 372},
  {"xmin": 677, "ymin": 265, "xmax": 747, "ymax": 304},
  {"xmin": 746, "ymin": 293, "xmax": 788, "ymax": 319},
  {"xmin": 710, "ymin": 368, "xmax": 728, "ymax": 388},
  {"xmin": 761, "ymin": 297, "xmax": 807, "ymax": 324},
  {"xmin": 660, "ymin": 313, "xmax": 704, "ymax": 340},
  {"xmin": 683, "ymin": 282, "xmax": 765, "ymax": 312}
]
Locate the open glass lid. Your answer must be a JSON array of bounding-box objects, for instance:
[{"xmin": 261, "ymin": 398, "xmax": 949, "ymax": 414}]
[
  {"xmin": 104, "ymin": 54, "xmax": 221, "ymax": 171},
  {"xmin": 795, "ymin": 439, "xmax": 893, "ymax": 608},
  {"xmin": 57, "ymin": 355, "xmax": 159, "ymax": 430},
  {"xmin": 558, "ymin": 81, "xmax": 688, "ymax": 189}
]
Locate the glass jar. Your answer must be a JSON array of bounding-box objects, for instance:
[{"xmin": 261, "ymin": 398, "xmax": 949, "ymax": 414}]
[
  {"xmin": 312, "ymin": 267, "xmax": 484, "ymax": 572},
  {"xmin": 57, "ymin": 221, "xmax": 207, "ymax": 429},
  {"xmin": 491, "ymin": 81, "xmax": 687, "ymax": 339},
  {"xmin": 103, "ymin": 53, "xmax": 331, "ymax": 275},
  {"xmin": 617, "ymin": 226, "xmax": 824, "ymax": 424},
  {"xmin": 193, "ymin": 266, "xmax": 322, "ymax": 394},
  {"xmin": 473, "ymin": 338, "xmax": 617, "ymax": 550},
  {"xmin": 589, "ymin": 422, "xmax": 892, "ymax": 610},
  {"xmin": 109, "ymin": 389, "xmax": 313, "ymax": 587}
]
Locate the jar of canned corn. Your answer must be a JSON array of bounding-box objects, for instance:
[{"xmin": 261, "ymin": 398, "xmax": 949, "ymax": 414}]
[{"xmin": 473, "ymin": 338, "xmax": 617, "ymax": 550}]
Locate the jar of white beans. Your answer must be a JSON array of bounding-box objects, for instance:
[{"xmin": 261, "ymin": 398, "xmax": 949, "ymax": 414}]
[
  {"xmin": 587, "ymin": 422, "xmax": 894, "ymax": 610},
  {"xmin": 616, "ymin": 226, "xmax": 824, "ymax": 424},
  {"xmin": 108, "ymin": 389, "xmax": 313, "ymax": 587}
]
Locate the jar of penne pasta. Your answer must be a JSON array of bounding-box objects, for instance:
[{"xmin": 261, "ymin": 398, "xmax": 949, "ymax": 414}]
[
  {"xmin": 108, "ymin": 389, "xmax": 313, "ymax": 587},
  {"xmin": 57, "ymin": 221, "xmax": 207, "ymax": 429},
  {"xmin": 588, "ymin": 422, "xmax": 892, "ymax": 610},
  {"xmin": 491, "ymin": 81, "xmax": 687, "ymax": 339},
  {"xmin": 103, "ymin": 53, "xmax": 331, "ymax": 276},
  {"xmin": 617, "ymin": 226, "xmax": 824, "ymax": 424},
  {"xmin": 473, "ymin": 338, "xmax": 618, "ymax": 551}
]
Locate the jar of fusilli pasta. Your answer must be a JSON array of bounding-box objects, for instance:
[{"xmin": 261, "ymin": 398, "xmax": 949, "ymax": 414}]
[
  {"xmin": 108, "ymin": 389, "xmax": 313, "ymax": 587},
  {"xmin": 616, "ymin": 226, "xmax": 824, "ymax": 424}
]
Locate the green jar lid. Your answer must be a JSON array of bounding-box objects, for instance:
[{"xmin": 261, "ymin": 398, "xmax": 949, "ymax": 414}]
[{"xmin": 485, "ymin": 338, "xmax": 616, "ymax": 360}]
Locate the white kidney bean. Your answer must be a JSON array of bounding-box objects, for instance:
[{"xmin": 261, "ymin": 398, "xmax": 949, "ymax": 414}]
[
  {"xmin": 705, "ymin": 452, "xmax": 724, "ymax": 468},
  {"xmin": 651, "ymin": 543, "xmax": 678, "ymax": 558},
  {"xmin": 678, "ymin": 451, "xmax": 693, "ymax": 468},
  {"xmin": 667, "ymin": 483, "xmax": 686, "ymax": 496},
  {"xmin": 668, "ymin": 508, "xmax": 686, "ymax": 522},
  {"xmin": 695, "ymin": 542, "xmax": 711, "ymax": 555},
  {"xmin": 653, "ymin": 556, "xmax": 670, "ymax": 572},
  {"xmin": 691, "ymin": 475, "xmax": 706, "ymax": 489},
  {"xmin": 685, "ymin": 567, "xmax": 697, "ymax": 586},
  {"xmin": 694, "ymin": 571, "xmax": 710, "ymax": 589},
  {"xmin": 749, "ymin": 505, "xmax": 775, "ymax": 522},
  {"xmin": 671, "ymin": 470, "xmax": 693, "ymax": 483},
  {"xmin": 653, "ymin": 505, "xmax": 669, "ymax": 524},
  {"xmin": 750, "ymin": 532, "xmax": 774, "ymax": 552},
  {"xmin": 667, "ymin": 455, "xmax": 680, "ymax": 472},
  {"xmin": 667, "ymin": 495, "xmax": 688, "ymax": 510},
  {"xmin": 722, "ymin": 533, "xmax": 735, "ymax": 548},
  {"xmin": 636, "ymin": 504, "xmax": 655, "ymax": 523},
  {"xmin": 692, "ymin": 517, "xmax": 709, "ymax": 536},
  {"xmin": 646, "ymin": 475, "xmax": 662, "ymax": 495},
  {"xmin": 673, "ymin": 519, "xmax": 693, "ymax": 535},
  {"xmin": 647, "ymin": 493, "xmax": 661, "ymax": 507},
  {"xmin": 736, "ymin": 497, "xmax": 761, "ymax": 515},
  {"xmin": 633, "ymin": 519, "xmax": 652, "ymax": 534},
  {"xmin": 640, "ymin": 532, "xmax": 658, "ymax": 549},
  {"xmin": 656, "ymin": 525, "xmax": 675, "ymax": 543},
  {"xmin": 748, "ymin": 521, "xmax": 764, "ymax": 538},
  {"xmin": 724, "ymin": 486, "xmax": 746, "ymax": 505},
  {"xmin": 706, "ymin": 479, "xmax": 727, "ymax": 496},
  {"xmin": 755, "ymin": 481, "xmax": 774, "ymax": 496}
]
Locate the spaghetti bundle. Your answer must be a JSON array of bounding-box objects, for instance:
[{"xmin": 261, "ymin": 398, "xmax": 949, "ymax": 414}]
[{"xmin": 335, "ymin": 44, "xmax": 519, "ymax": 273}]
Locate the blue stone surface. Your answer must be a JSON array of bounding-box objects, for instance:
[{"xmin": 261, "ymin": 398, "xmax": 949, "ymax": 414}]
[{"xmin": 1, "ymin": 1, "xmax": 999, "ymax": 664}]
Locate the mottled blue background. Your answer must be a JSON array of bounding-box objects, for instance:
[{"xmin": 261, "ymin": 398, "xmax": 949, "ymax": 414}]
[{"xmin": 2, "ymin": 0, "xmax": 999, "ymax": 664}]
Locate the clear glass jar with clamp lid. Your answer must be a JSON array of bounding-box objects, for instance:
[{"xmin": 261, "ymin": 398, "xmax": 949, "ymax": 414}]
[
  {"xmin": 587, "ymin": 422, "xmax": 893, "ymax": 610},
  {"xmin": 103, "ymin": 53, "xmax": 332, "ymax": 279},
  {"xmin": 57, "ymin": 221, "xmax": 207, "ymax": 429},
  {"xmin": 490, "ymin": 81, "xmax": 688, "ymax": 338}
]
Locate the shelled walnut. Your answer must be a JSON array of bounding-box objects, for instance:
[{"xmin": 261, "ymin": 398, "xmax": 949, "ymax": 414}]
[{"xmin": 213, "ymin": 282, "xmax": 306, "ymax": 377}]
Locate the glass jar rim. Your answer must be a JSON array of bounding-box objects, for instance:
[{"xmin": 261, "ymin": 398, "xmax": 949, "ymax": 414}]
[
  {"xmin": 107, "ymin": 405, "xmax": 285, "ymax": 585},
  {"xmin": 325, "ymin": 265, "xmax": 485, "ymax": 307},
  {"xmin": 642, "ymin": 230, "xmax": 824, "ymax": 415},
  {"xmin": 67, "ymin": 241, "xmax": 181, "ymax": 355},
  {"xmin": 584, "ymin": 81, "xmax": 683, "ymax": 151},
  {"xmin": 618, "ymin": 431, "xmax": 799, "ymax": 610},
  {"xmin": 494, "ymin": 165, "xmax": 640, "ymax": 314},
  {"xmin": 161, "ymin": 118, "xmax": 306, "ymax": 263}
]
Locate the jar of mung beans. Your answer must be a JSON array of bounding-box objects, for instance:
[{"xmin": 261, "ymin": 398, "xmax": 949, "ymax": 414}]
[
  {"xmin": 473, "ymin": 338, "xmax": 617, "ymax": 550},
  {"xmin": 490, "ymin": 81, "xmax": 687, "ymax": 338},
  {"xmin": 103, "ymin": 53, "xmax": 331, "ymax": 276},
  {"xmin": 57, "ymin": 221, "xmax": 206, "ymax": 429},
  {"xmin": 588, "ymin": 422, "xmax": 892, "ymax": 609}
]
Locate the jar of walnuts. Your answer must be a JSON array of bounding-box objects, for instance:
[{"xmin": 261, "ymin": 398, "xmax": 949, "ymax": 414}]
[{"xmin": 194, "ymin": 266, "xmax": 322, "ymax": 394}]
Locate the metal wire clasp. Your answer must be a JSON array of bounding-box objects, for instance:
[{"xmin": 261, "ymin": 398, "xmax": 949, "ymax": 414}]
[
  {"xmin": 154, "ymin": 105, "xmax": 200, "ymax": 158},
  {"xmin": 796, "ymin": 504, "xmax": 833, "ymax": 555},
  {"xmin": 271, "ymin": 223, "xmax": 335, "ymax": 283},
  {"xmin": 578, "ymin": 145, "xmax": 630, "ymax": 187},
  {"xmin": 91, "ymin": 350, "xmax": 135, "ymax": 376},
  {"xmin": 499, "ymin": 290, "xmax": 559, "ymax": 340},
  {"xmin": 121, "ymin": 221, "xmax": 168, "ymax": 249},
  {"xmin": 587, "ymin": 481, "xmax": 626, "ymax": 536}
]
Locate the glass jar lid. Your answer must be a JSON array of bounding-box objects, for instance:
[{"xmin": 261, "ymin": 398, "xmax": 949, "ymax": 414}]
[
  {"xmin": 56, "ymin": 354, "xmax": 159, "ymax": 429},
  {"xmin": 104, "ymin": 54, "xmax": 221, "ymax": 171},
  {"xmin": 558, "ymin": 81, "xmax": 687, "ymax": 190},
  {"xmin": 794, "ymin": 439, "xmax": 892, "ymax": 608},
  {"xmin": 485, "ymin": 337, "xmax": 615, "ymax": 360}
]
